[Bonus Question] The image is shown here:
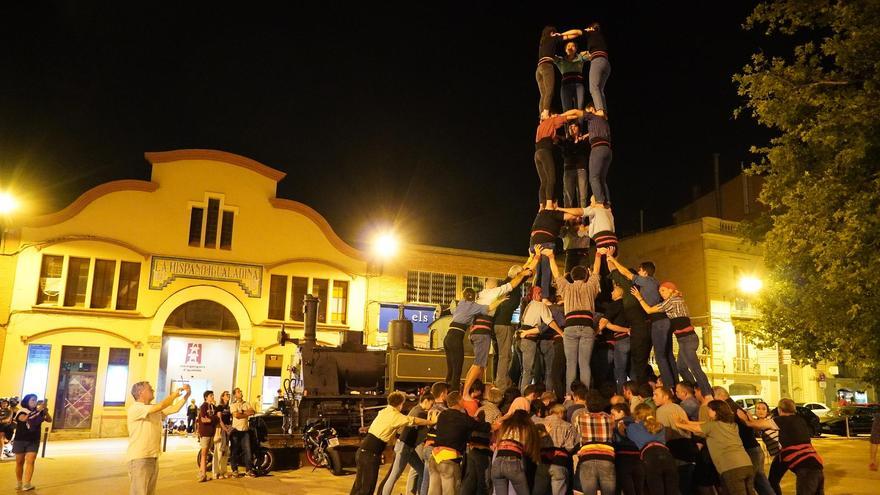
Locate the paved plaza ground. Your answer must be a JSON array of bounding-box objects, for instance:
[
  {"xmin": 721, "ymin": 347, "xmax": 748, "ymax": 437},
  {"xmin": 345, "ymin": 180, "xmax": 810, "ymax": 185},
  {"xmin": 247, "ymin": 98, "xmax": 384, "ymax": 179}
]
[{"xmin": 0, "ymin": 435, "xmax": 878, "ymax": 494}]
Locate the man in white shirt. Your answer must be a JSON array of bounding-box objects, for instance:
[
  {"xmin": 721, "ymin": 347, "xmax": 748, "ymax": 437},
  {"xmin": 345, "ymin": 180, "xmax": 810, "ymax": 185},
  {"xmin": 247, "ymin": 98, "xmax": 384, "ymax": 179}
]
[
  {"xmin": 127, "ymin": 381, "xmax": 191, "ymax": 495},
  {"xmin": 229, "ymin": 387, "xmax": 256, "ymax": 477}
]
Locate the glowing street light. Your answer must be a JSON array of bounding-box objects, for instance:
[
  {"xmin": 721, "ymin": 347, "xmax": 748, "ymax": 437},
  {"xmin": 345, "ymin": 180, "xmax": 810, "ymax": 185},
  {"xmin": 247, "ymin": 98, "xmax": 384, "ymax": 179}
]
[
  {"xmin": 738, "ymin": 276, "xmax": 763, "ymax": 295},
  {"xmin": 0, "ymin": 192, "xmax": 18, "ymax": 215},
  {"xmin": 372, "ymin": 232, "xmax": 400, "ymax": 260}
]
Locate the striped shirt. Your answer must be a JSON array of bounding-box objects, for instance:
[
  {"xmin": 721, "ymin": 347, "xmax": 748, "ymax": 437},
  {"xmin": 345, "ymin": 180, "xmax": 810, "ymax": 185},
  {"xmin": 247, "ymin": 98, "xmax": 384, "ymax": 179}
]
[
  {"xmin": 555, "ymin": 272, "xmax": 601, "ymax": 314},
  {"xmin": 659, "ymin": 296, "xmax": 689, "ymax": 319}
]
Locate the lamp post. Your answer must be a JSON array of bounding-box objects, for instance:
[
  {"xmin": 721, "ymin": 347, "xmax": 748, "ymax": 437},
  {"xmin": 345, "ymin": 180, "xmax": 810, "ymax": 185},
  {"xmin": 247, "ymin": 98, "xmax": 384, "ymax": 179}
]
[
  {"xmin": 363, "ymin": 230, "xmax": 401, "ymax": 345},
  {"xmin": 0, "ymin": 191, "xmax": 19, "ymax": 253}
]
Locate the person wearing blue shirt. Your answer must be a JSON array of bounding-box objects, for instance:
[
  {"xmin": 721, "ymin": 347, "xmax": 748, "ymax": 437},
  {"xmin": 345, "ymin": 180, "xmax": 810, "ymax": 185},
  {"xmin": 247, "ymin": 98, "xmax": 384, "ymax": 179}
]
[
  {"xmin": 623, "ymin": 403, "xmax": 678, "ymax": 495},
  {"xmin": 606, "ymin": 255, "xmax": 678, "ymax": 391}
]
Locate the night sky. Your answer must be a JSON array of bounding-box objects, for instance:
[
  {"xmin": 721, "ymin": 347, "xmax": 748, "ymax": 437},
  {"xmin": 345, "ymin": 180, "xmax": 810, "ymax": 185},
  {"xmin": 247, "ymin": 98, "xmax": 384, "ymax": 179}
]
[{"xmin": 1, "ymin": 3, "xmax": 767, "ymax": 255}]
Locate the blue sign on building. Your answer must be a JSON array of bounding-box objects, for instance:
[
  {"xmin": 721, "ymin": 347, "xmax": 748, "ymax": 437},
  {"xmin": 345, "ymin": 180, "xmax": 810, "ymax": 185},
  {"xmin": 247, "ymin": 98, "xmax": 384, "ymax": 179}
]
[{"xmin": 378, "ymin": 303, "xmax": 436, "ymax": 335}]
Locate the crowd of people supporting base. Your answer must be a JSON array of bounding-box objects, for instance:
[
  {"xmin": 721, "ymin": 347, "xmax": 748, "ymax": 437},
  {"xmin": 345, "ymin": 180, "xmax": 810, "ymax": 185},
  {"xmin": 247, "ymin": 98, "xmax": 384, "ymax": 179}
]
[{"xmin": 351, "ymin": 20, "xmax": 827, "ymax": 495}]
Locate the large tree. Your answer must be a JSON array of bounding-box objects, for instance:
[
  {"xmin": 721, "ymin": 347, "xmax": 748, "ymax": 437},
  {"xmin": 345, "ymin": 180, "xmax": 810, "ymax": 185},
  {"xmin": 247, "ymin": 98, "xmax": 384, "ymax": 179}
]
[{"xmin": 734, "ymin": 0, "xmax": 880, "ymax": 385}]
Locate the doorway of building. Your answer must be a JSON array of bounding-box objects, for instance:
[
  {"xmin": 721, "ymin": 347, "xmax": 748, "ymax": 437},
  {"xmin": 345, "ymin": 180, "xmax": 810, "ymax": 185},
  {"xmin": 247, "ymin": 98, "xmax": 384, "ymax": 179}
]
[
  {"xmin": 53, "ymin": 346, "xmax": 100, "ymax": 429},
  {"xmin": 159, "ymin": 299, "xmax": 240, "ymax": 421}
]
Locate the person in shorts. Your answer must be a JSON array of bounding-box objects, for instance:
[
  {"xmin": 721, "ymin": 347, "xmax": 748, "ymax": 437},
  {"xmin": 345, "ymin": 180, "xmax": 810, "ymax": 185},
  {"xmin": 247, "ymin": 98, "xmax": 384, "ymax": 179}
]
[
  {"xmin": 198, "ymin": 390, "xmax": 218, "ymax": 482},
  {"xmin": 13, "ymin": 394, "xmax": 52, "ymax": 491}
]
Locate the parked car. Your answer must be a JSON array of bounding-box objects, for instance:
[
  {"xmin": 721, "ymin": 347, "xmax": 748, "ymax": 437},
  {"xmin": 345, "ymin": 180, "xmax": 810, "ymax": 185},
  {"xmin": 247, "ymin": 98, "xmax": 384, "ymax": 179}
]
[
  {"xmin": 819, "ymin": 405, "xmax": 880, "ymax": 436},
  {"xmin": 731, "ymin": 395, "xmax": 765, "ymax": 415},
  {"xmin": 798, "ymin": 402, "xmax": 831, "ymax": 418}
]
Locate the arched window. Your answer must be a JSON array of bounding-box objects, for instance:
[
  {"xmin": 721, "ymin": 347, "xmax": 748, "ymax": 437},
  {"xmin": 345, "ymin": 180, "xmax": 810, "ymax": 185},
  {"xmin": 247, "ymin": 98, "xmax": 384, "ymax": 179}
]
[{"xmin": 164, "ymin": 300, "xmax": 238, "ymax": 332}]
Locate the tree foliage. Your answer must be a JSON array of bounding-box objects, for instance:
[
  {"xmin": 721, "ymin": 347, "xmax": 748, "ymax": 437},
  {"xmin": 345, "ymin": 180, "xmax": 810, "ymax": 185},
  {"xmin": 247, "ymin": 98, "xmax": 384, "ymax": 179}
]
[{"xmin": 734, "ymin": 0, "xmax": 880, "ymax": 385}]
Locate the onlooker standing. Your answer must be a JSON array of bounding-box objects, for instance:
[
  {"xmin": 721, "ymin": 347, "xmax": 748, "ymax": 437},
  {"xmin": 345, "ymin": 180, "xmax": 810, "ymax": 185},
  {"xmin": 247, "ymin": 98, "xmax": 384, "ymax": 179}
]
[
  {"xmin": 677, "ymin": 400, "xmax": 756, "ymax": 495},
  {"xmin": 186, "ymin": 399, "xmax": 198, "ymax": 436},
  {"xmin": 12, "ymin": 394, "xmax": 52, "ymax": 492},
  {"xmin": 229, "ymin": 387, "xmax": 256, "ymax": 477},
  {"xmin": 197, "ymin": 391, "xmax": 218, "ymax": 482},
  {"xmin": 0, "ymin": 398, "xmax": 13, "ymax": 457},
  {"xmin": 213, "ymin": 391, "xmax": 232, "ymax": 480},
  {"xmin": 127, "ymin": 382, "xmax": 191, "ymax": 495},
  {"xmin": 871, "ymin": 409, "xmax": 880, "ymax": 471}
]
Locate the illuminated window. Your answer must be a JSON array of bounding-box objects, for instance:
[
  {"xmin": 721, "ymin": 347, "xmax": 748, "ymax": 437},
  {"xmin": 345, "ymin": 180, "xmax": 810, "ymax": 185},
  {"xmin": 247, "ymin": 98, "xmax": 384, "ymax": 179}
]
[
  {"xmin": 188, "ymin": 196, "xmax": 236, "ymax": 250},
  {"xmin": 268, "ymin": 275, "xmax": 287, "ymax": 320},
  {"xmin": 104, "ymin": 348, "xmax": 130, "ymax": 406},
  {"xmin": 36, "ymin": 255, "xmax": 63, "ymax": 305},
  {"xmin": 116, "ymin": 262, "xmax": 141, "ymax": 311},
  {"xmin": 331, "ymin": 280, "xmax": 348, "ymax": 325},
  {"xmin": 262, "ymin": 354, "xmax": 283, "ymax": 408},
  {"xmin": 64, "ymin": 257, "xmax": 90, "ymax": 307},
  {"xmin": 312, "ymin": 279, "xmax": 329, "ymax": 324},
  {"xmin": 90, "ymin": 259, "xmax": 116, "ymax": 309},
  {"xmin": 22, "ymin": 344, "xmax": 51, "ymax": 398},
  {"xmin": 289, "ymin": 277, "xmax": 308, "ymax": 321}
]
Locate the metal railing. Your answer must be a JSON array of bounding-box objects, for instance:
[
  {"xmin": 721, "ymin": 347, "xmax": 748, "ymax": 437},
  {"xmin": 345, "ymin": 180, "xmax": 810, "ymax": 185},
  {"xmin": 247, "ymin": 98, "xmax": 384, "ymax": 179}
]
[{"xmin": 733, "ymin": 357, "xmax": 761, "ymax": 374}]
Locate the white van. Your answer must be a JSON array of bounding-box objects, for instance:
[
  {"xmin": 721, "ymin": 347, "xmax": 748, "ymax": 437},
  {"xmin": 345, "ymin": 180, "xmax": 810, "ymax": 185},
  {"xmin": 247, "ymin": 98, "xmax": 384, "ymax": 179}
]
[{"xmin": 731, "ymin": 395, "xmax": 766, "ymax": 415}]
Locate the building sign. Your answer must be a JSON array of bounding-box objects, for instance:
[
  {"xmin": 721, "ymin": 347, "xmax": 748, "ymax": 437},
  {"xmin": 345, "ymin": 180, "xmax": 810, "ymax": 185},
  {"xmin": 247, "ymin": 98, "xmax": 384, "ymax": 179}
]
[
  {"xmin": 150, "ymin": 256, "xmax": 263, "ymax": 297},
  {"xmin": 378, "ymin": 303, "xmax": 436, "ymax": 335}
]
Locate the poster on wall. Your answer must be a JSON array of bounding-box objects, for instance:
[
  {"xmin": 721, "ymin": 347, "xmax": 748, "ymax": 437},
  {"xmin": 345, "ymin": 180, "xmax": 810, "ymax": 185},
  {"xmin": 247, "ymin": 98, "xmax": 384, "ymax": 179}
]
[
  {"xmin": 378, "ymin": 304, "xmax": 436, "ymax": 335},
  {"xmin": 159, "ymin": 336, "xmax": 238, "ymax": 420}
]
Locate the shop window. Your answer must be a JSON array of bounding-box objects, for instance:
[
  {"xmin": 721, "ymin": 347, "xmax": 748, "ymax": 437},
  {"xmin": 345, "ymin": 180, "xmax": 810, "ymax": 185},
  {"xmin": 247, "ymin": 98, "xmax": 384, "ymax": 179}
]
[
  {"xmin": 36, "ymin": 255, "xmax": 63, "ymax": 305},
  {"xmin": 90, "ymin": 259, "xmax": 116, "ymax": 309},
  {"xmin": 262, "ymin": 354, "xmax": 283, "ymax": 408},
  {"xmin": 268, "ymin": 275, "xmax": 287, "ymax": 320},
  {"xmin": 22, "ymin": 344, "xmax": 51, "ymax": 398},
  {"xmin": 312, "ymin": 279, "xmax": 329, "ymax": 324},
  {"xmin": 116, "ymin": 261, "xmax": 141, "ymax": 311},
  {"xmin": 64, "ymin": 257, "xmax": 90, "ymax": 307},
  {"xmin": 104, "ymin": 348, "xmax": 130, "ymax": 406},
  {"xmin": 188, "ymin": 207, "xmax": 204, "ymax": 247},
  {"xmin": 407, "ymin": 270, "xmax": 457, "ymax": 306},
  {"xmin": 289, "ymin": 277, "xmax": 308, "ymax": 321},
  {"xmin": 331, "ymin": 280, "xmax": 348, "ymax": 325},
  {"xmin": 220, "ymin": 211, "xmax": 235, "ymax": 250}
]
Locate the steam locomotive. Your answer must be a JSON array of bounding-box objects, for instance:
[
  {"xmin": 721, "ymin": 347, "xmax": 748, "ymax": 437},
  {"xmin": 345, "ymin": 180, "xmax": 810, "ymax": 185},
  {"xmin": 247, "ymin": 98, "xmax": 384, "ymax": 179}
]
[{"xmin": 260, "ymin": 295, "xmax": 490, "ymax": 471}]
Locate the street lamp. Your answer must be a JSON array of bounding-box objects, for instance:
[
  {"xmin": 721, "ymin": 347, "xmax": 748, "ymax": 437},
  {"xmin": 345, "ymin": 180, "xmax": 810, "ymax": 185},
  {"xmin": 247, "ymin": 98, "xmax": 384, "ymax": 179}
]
[
  {"xmin": 738, "ymin": 276, "xmax": 763, "ymax": 295},
  {"xmin": 0, "ymin": 192, "xmax": 18, "ymax": 215},
  {"xmin": 372, "ymin": 231, "xmax": 400, "ymax": 260}
]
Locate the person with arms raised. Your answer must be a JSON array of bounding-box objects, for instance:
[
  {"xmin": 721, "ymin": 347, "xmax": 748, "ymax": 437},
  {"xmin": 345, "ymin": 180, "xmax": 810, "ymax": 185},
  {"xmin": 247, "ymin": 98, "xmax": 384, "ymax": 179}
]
[{"xmin": 127, "ymin": 382, "xmax": 191, "ymax": 495}]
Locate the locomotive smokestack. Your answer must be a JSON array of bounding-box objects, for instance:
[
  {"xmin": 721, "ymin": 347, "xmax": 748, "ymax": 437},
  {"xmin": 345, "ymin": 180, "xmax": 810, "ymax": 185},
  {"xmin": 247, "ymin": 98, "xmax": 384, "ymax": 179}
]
[{"xmin": 303, "ymin": 293, "xmax": 319, "ymax": 346}]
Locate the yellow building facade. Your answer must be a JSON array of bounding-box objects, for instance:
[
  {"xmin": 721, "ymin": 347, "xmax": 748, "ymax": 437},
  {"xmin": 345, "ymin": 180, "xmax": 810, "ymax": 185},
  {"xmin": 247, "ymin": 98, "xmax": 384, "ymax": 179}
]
[
  {"xmin": 618, "ymin": 217, "xmax": 875, "ymax": 407},
  {"xmin": 0, "ymin": 149, "xmax": 528, "ymax": 439}
]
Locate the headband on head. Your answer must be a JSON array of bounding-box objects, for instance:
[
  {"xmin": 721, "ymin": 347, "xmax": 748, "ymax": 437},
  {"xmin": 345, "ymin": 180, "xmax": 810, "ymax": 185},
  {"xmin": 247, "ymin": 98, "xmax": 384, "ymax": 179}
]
[{"xmin": 660, "ymin": 281, "xmax": 678, "ymax": 291}]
